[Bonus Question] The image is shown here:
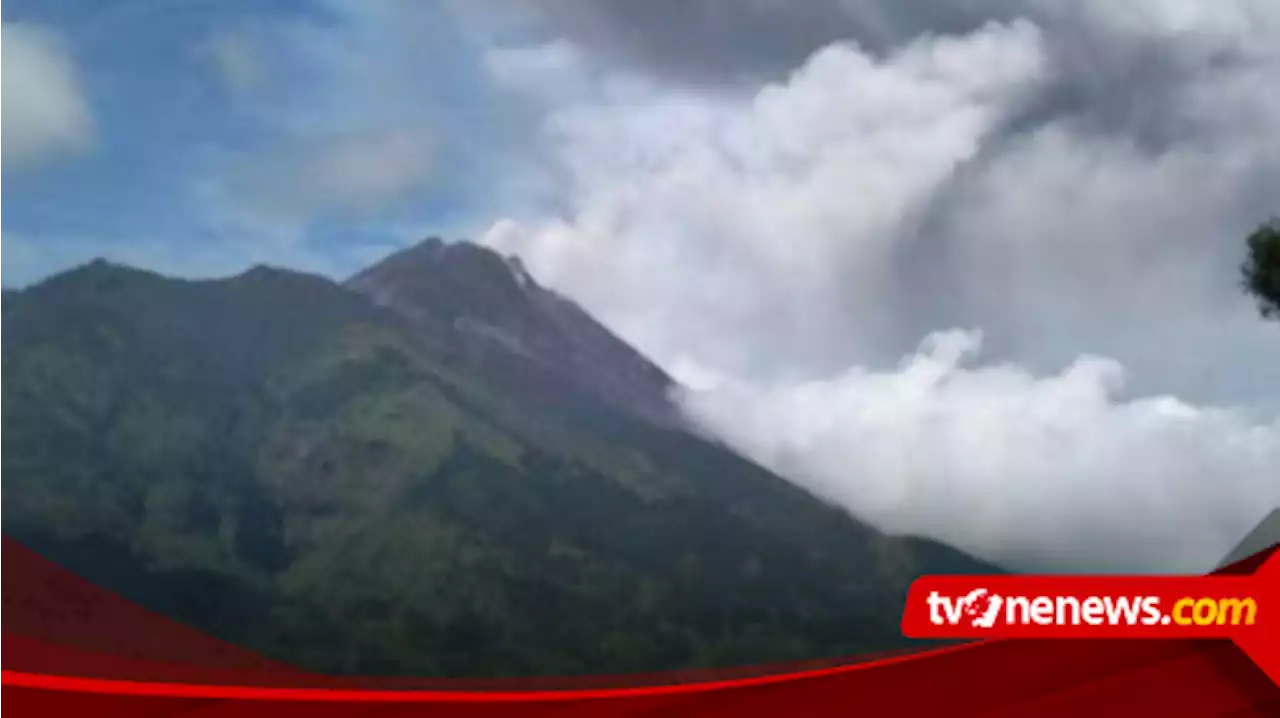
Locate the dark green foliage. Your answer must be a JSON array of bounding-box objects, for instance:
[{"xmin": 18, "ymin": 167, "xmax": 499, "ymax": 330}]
[
  {"xmin": 2, "ymin": 259, "xmax": 996, "ymax": 677},
  {"xmin": 1243, "ymin": 219, "xmax": 1280, "ymax": 319}
]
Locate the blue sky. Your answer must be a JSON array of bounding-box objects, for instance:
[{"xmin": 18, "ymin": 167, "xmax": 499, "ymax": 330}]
[{"xmin": 2, "ymin": 0, "xmax": 550, "ymax": 287}]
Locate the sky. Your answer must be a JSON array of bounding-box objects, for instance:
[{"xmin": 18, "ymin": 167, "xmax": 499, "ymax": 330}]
[{"xmin": 4, "ymin": 0, "xmax": 1280, "ymax": 574}]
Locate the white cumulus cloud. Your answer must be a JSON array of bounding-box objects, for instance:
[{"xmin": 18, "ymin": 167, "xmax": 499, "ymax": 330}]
[
  {"xmin": 676, "ymin": 330, "xmax": 1280, "ymax": 574},
  {"xmin": 2, "ymin": 22, "xmax": 94, "ymax": 171}
]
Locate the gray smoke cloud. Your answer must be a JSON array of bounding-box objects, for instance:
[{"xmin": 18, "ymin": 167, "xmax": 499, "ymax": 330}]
[
  {"xmin": 499, "ymin": 0, "xmax": 1022, "ymax": 85},
  {"xmin": 471, "ymin": 1, "xmax": 1280, "ymax": 573}
]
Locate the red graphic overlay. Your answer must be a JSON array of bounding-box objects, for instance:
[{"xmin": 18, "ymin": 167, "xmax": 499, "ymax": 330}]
[
  {"xmin": 4, "ymin": 536, "xmax": 1278, "ymax": 716},
  {"xmin": 900, "ymin": 552, "xmax": 1280, "ymax": 683}
]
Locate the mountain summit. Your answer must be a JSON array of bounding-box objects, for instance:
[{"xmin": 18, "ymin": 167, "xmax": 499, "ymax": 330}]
[
  {"xmin": 2, "ymin": 244, "xmax": 996, "ymax": 677},
  {"xmin": 347, "ymin": 238, "xmax": 681, "ymax": 428}
]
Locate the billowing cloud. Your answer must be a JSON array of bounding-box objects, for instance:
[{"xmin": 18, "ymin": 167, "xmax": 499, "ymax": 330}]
[
  {"xmin": 500, "ymin": 0, "xmax": 1021, "ymax": 86},
  {"xmin": 479, "ymin": 5, "xmax": 1280, "ymax": 573},
  {"xmin": 2, "ymin": 22, "xmax": 94, "ymax": 171},
  {"xmin": 484, "ymin": 19, "xmax": 1049, "ymax": 378},
  {"xmin": 678, "ymin": 330, "xmax": 1280, "ymax": 574}
]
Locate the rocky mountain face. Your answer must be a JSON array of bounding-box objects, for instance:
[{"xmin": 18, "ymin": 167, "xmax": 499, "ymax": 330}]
[
  {"xmin": 1, "ymin": 241, "xmax": 997, "ymax": 678},
  {"xmin": 347, "ymin": 238, "xmax": 682, "ymax": 429}
]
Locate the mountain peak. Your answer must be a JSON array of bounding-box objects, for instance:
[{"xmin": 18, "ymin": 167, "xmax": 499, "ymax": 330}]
[
  {"xmin": 351, "ymin": 238, "xmax": 534, "ymax": 294},
  {"xmin": 229, "ymin": 263, "xmax": 334, "ymax": 286},
  {"xmin": 25, "ymin": 258, "xmax": 166, "ymax": 295},
  {"xmin": 74, "ymin": 257, "xmax": 142, "ymax": 276},
  {"xmin": 346, "ymin": 237, "xmax": 681, "ymax": 428},
  {"xmin": 442, "ymin": 240, "xmax": 531, "ymax": 287}
]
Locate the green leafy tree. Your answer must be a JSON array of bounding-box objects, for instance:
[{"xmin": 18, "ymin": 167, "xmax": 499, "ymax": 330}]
[{"xmin": 1242, "ymin": 219, "xmax": 1280, "ymax": 319}]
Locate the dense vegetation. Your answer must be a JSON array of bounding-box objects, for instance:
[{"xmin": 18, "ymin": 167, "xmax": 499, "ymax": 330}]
[
  {"xmin": 2, "ymin": 252, "xmax": 994, "ymax": 677},
  {"xmin": 1243, "ymin": 219, "xmax": 1280, "ymax": 320}
]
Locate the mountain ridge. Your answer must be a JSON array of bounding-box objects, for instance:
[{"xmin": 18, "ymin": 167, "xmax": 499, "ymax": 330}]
[{"xmin": 2, "ymin": 240, "xmax": 998, "ymax": 677}]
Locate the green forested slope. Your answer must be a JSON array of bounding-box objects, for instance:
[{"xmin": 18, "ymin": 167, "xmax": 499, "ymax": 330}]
[{"xmin": 2, "ymin": 255, "xmax": 994, "ymax": 677}]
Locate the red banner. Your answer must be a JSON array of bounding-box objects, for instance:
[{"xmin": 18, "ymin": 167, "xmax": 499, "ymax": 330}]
[
  {"xmin": 901, "ymin": 556, "xmax": 1280, "ymax": 685},
  {"xmin": 4, "ymin": 536, "xmax": 1278, "ymax": 715}
]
